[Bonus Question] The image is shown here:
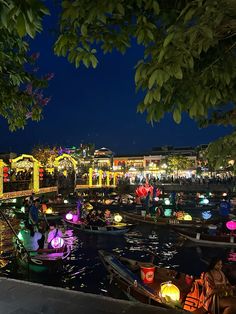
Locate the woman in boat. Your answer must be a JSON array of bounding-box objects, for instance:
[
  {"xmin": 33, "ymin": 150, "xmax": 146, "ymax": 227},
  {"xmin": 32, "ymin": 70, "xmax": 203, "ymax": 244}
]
[
  {"xmin": 47, "ymin": 222, "xmax": 63, "ymax": 249},
  {"xmin": 201, "ymin": 257, "xmax": 236, "ymax": 314}
]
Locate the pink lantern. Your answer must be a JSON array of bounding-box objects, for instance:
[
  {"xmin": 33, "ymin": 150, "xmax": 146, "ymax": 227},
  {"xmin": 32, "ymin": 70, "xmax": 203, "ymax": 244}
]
[
  {"xmin": 51, "ymin": 236, "xmax": 64, "ymax": 249},
  {"xmin": 226, "ymin": 220, "xmax": 236, "ymax": 231},
  {"xmin": 66, "ymin": 213, "xmax": 73, "ymax": 220}
]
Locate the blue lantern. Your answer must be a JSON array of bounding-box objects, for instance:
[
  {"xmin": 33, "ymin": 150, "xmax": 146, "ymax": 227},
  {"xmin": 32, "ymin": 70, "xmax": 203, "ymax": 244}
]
[{"xmin": 202, "ymin": 211, "xmax": 212, "ymax": 220}]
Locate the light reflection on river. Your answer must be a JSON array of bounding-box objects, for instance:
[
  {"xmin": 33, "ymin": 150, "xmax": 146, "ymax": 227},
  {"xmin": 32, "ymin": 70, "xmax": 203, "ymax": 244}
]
[{"xmin": 2, "ymin": 221, "xmax": 235, "ymax": 301}]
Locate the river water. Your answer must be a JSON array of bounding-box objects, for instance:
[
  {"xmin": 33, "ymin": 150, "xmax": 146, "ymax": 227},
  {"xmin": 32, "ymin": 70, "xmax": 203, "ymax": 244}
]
[{"xmin": 2, "ymin": 220, "xmax": 234, "ymax": 301}]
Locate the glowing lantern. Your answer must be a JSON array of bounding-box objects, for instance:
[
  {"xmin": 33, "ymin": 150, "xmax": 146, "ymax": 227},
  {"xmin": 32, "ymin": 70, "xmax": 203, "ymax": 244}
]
[
  {"xmin": 51, "ymin": 236, "xmax": 64, "ymax": 249},
  {"xmin": 200, "ymin": 198, "xmax": 209, "ymax": 205},
  {"xmin": 64, "ymin": 199, "xmax": 69, "ymax": 204},
  {"xmin": 46, "ymin": 207, "xmax": 53, "ymax": 214},
  {"xmin": 226, "ymin": 220, "xmax": 236, "ymax": 231},
  {"xmin": 184, "ymin": 214, "xmax": 192, "ymax": 221},
  {"xmin": 66, "ymin": 213, "xmax": 73, "ymax": 220},
  {"xmin": 114, "ymin": 213, "xmax": 123, "ymax": 223},
  {"xmin": 202, "ymin": 211, "xmax": 212, "ymax": 220},
  {"xmin": 164, "ymin": 198, "xmax": 171, "ymax": 205},
  {"xmin": 223, "ymin": 192, "xmax": 227, "ymax": 197},
  {"xmin": 160, "ymin": 281, "xmax": 180, "ymax": 301},
  {"xmin": 164, "ymin": 208, "xmax": 172, "ymax": 217}
]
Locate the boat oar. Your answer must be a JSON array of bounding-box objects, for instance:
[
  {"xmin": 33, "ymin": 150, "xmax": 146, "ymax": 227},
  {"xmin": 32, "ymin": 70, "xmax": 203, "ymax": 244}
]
[{"xmin": 0, "ymin": 208, "xmax": 30, "ymax": 259}]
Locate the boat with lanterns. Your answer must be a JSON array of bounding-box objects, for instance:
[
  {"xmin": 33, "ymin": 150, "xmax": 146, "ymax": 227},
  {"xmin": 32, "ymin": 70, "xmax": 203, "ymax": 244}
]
[
  {"xmin": 63, "ymin": 212, "xmax": 132, "ymax": 235},
  {"xmin": 15, "ymin": 233, "xmax": 72, "ymax": 273},
  {"xmin": 174, "ymin": 219, "xmax": 236, "ymax": 247},
  {"xmin": 99, "ymin": 250, "xmax": 193, "ymax": 311},
  {"xmin": 121, "ymin": 211, "xmax": 213, "ymax": 228}
]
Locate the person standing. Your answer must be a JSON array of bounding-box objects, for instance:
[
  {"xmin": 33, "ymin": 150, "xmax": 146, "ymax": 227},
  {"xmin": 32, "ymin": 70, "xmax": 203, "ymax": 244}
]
[{"xmin": 28, "ymin": 199, "xmax": 40, "ymax": 230}]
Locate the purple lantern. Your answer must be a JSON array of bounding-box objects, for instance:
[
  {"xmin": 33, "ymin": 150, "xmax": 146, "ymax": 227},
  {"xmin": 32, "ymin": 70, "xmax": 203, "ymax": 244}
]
[
  {"xmin": 51, "ymin": 236, "xmax": 64, "ymax": 249},
  {"xmin": 226, "ymin": 220, "xmax": 236, "ymax": 231}
]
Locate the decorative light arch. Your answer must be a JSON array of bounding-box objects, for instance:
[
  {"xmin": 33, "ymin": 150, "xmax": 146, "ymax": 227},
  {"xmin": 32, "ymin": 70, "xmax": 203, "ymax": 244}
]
[
  {"xmin": 11, "ymin": 154, "xmax": 40, "ymax": 192},
  {"xmin": 54, "ymin": 154, "xmax": 77, "ymax": 171}
]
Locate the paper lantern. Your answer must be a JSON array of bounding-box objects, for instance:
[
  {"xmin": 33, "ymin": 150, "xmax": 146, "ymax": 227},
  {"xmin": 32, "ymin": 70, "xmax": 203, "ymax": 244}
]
[
  {"xmin": 51, "ymin": 236, "xmax": 64, "ymax": 249},
  {"xmin": 164, "ymin": 198, "xmax": 171, "ymax": 205},
  {"xmin": 66, "ymin": 213, "xmax": 73, "ymax": 220},
  {"xmin": 64, "ymin": 199, "xmax": 69, "ymax": 204},
  {"xmin": 184, "ymin": 214, "xmax": 192, "ymax": 221},
  {"xmin": 46, "ymin": 207, "xmax": 53, "ymax": 214},
  {"xmin": 164, "ymin": 208, "xmax": 172, "ymax": 217},
  {"xmin": 200, "ymin": 198, "xmax": 209, "ymax": 205},
  {"xmin": 202, "ymin": 211, "xmax": 212, "ymax": 220},
  {"xmin": 160, "ymin": 281, "xmax": 180, "ymax": 301},
  {"xmin": 114, "ymin": 213, "xmax": 123, "ymax": 223},
  {"xmin": 226, "ymin": 220, "xmax": 236, "ymax": 231}
]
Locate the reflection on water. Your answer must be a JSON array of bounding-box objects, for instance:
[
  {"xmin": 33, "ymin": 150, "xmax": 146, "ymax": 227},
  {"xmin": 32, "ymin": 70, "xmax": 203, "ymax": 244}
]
[{"xmin": 1, "ymin": 221, "xmax": 236, "ymax": 299}]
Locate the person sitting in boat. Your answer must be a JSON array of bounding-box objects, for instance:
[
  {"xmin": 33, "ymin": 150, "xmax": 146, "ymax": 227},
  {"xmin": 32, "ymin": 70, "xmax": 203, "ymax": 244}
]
[
  {"xmin": 47, "ymin": 222, "xmax": 63, "ymax": 249},
  {"xmin": 200, "ymin": 257, "xmax": 236, "ymax": 314},
  {"xmin": 18, "ymin": 223, "xmax": 44, "ymax": 251}
]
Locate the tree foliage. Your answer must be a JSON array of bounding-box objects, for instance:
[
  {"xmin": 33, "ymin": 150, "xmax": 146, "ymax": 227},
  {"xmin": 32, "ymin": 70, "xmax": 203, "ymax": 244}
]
[
  {"xmin": 164, "ymin": 155, "xmax": 195, "ymax": 176},
  {"xmin": 0, "ymin": 1, "xmax": 51, "ymax": 130},
  {"xmin": 55, "ymin": 0, "xmax": 236, "ymax": 161},
  {"xmin": 31, "ymin": 145, "xmax": 59, "ymax": 166}
]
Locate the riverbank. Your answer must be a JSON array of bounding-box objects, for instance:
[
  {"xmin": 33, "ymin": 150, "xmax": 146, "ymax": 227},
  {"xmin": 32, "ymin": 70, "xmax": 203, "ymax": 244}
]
[{"xmin": 0, "ymin": 277, "xmax": 183, "ymax": 314}]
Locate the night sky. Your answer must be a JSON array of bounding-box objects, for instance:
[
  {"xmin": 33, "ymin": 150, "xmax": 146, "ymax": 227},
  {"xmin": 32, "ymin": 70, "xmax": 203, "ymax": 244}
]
[{"xmin": 1, "ymin": 6, "xmax": 232, "ymax": 155}]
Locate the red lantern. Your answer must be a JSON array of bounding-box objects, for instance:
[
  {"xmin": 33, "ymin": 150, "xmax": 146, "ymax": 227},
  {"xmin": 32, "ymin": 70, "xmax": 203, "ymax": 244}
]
[
  {"xmin": 3, "ymin": 178, "xmax": 8, "ymax": 182},
  {"xmin": 3, "ymin": 167, "xmax": 8, "ymax": 172},
  {"xmin": 39, "ymin": 168, "xmax": 44, "ymax": 173}
]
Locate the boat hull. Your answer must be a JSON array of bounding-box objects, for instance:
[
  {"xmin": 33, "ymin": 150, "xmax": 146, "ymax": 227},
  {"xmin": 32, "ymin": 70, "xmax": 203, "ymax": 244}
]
[{"xmin": 63, "ymin": 219, "xmax": 131, "ymax": 235}]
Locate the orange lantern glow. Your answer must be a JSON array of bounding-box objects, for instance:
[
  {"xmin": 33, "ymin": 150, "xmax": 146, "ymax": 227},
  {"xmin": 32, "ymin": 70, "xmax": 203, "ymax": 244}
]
[{"xmin": 160, "ymin": 281, "xmax": 180, "ymax": 302}]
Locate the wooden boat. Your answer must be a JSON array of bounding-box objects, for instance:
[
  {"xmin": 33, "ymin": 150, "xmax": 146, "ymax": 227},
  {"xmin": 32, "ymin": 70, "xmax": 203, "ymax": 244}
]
[
  {"xmin": 174, "ymin": 227, "xmax": 236, "ymax": 247},
  {"xmin": 99, "ymin": 250, "xmax": 191, "ymax": 310},
  {"xmin": 63, "ymin": 219, "xmax": 132, "ymax": 235},
  {"xmin": 16, "ymin": 243, "xmax": 71, "ymax": 273},
  {"xmin": 121, "ymin": 211, "xmax": 209, "ymax": 228}
]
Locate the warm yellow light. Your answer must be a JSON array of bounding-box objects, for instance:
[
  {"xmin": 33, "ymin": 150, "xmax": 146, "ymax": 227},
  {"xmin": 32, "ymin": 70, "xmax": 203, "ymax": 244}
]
[
  {"xmin": 114, "ymin": 213, "xmax": 123, "ymax": 223},
  {"xmin": 160, "ymin": 281, "xmax": 180, "ymax": 301},
  {"xmin": 46, "ymin": 207, "xmax": 53, "ymax": 214},
  {"xmin": 184, "ymin": 214, "xmax": 192, "ymax": 221}
]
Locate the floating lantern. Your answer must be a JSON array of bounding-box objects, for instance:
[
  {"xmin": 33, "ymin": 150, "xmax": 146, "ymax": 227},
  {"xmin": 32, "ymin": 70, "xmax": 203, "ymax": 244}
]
[
  {"xmin": 164, "ymin": 208, "xmax": 172, "ymax": 217},
  {"xmin": 160, "ymin": 281, "xmax": 180, "ymax": 301},
  {"xmin": 51, "ymin": 236, "xmax": 64, "ymax": 249},
  {"xmin": 64, "ymin": 199, "xmax": 69, "ymax": 204},
  {"xmin": 226, "ymin": 220, "xmax": 236, "ymax": 231},
  {"xmin": 164, "ymin": 198, "xmax": 171, "ymax": 205},
  {"xmin": 200, "ymin": 198, "xmax": 209, "ymax": 205},
  {"xmin": 84, "ymin": 202, "xmax": 93, "ymax": 210},
  {"xmin": 202, "ymin": 211, "xmax": 212, "ymax": 220},
  {"xmin": 46, "ymin": 207, "xmax": 53, "ymax": 214},
  {"xmin": 223, "ymin": 192, "xmax": 227, "ymax": 197},
  {"xmin": 184, "ymin": 214, "xmax": 192, "ymax": 221},
  {"xmin": 66, "ymin": 213, "xmax": 73, "ymax": 220},
  {"xmin": 114, "ymin": 213, "xmax": 123, "ymax": 223}
]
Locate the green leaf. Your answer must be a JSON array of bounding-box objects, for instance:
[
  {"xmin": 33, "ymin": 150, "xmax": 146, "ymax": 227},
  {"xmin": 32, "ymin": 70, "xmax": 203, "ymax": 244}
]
[
  {"xmin": 163, "ymin": 33, "xmax": 174, "ymax": 48},
  {"xmin": 184, "ymin": 8, "xmax": 195, "ymax": 23},
  {"xmin": 148, "ymin": 70, "xmax": 158, "ymax": 89},
  {"xmin": 90, "ymin": 54, "xmax": 98, "ymax": 68},
  {"xmin": 81, "ymin": 24, "xmax": 87, "ymax": 36},
  {"xmin": 174, "ymin": 66, "xmax": 183, "ymax": 79},
  {"xmin": 117, "ymin": 3, "xmax": 125, "ymax": 15},
  {"xmin": 153, "ymin": 1, "xmax": 160, "ymax": 14},
  {"xmin": 16, "ymin": 13, "xmax": 26, "ymax": 37},
  {"xmin": 173, "ymin": 108, "xmax": 181, "ymax": 123}
]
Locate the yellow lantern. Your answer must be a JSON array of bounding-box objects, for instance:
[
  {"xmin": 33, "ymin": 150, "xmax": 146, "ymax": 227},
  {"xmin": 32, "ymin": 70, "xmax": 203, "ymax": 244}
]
[
  {"xmin": 160, "ymin": 281, "xmax": 180, "ymax": 301},
  {"xmin": 184, "ymin": 214, "xmax": 192, "ymax": 221},
  {"xmin": 114, "ymin": 213, "xmax": 123, "ymax": 223},
  {"xmin": 84, "ymin": 202, "xmax": 93, "ymax": 210},
  {"xmin": 46, "ymin": 207, "xmax": 53, "ymax": 214}
]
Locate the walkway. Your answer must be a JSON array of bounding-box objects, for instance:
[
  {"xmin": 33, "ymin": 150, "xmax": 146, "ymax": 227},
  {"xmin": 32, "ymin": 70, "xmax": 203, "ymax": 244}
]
[{"xmin": 0, "ymin": 277, "xmax": 183, "ymax": 314}]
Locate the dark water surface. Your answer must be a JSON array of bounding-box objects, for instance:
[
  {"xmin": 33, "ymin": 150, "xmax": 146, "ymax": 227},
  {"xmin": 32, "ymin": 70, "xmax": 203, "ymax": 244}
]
[{"xmin": 2, "ymin": 221, "xmax": 235, "ymax": 301}]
